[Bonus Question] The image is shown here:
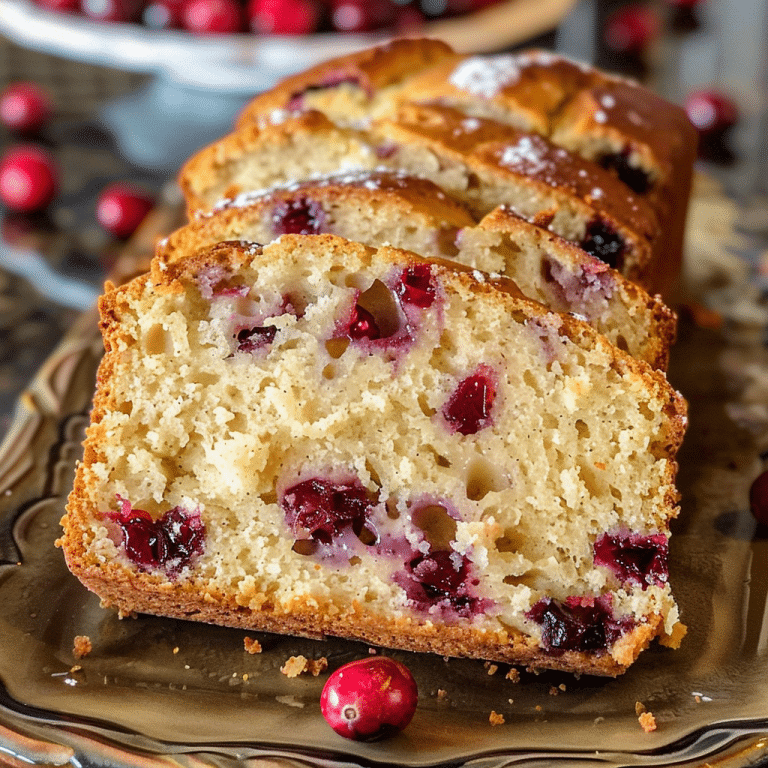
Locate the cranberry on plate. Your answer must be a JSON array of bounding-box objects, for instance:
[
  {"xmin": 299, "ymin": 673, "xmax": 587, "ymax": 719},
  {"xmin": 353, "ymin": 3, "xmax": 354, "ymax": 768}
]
[
  {"xmin": 0, "ymin": 82, "xmax": 52, "ymax": 134},
  {"xmin": 320, "ymin": 656, "xmax": 418, "ymax": 741},
  {"xmin": 0, "ymin": 145, "xmax": 58, "ymax": 212},
  {"xmin": 96, "ymin": 182, "xmax": 155, "ymax": 239}
]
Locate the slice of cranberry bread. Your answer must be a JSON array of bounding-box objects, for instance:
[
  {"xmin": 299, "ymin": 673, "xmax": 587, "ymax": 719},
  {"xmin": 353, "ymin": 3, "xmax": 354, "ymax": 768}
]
[
  {"xmin": 161, "ymin": 171, "xmax": 673, "ymax": 369},
  {"xmin": 61, "ymin": 234, "xmax": 686, "ymax": 677},
  {"xmin": 179, "ymin": 105, "xmax": 659, "ymax": 288}
]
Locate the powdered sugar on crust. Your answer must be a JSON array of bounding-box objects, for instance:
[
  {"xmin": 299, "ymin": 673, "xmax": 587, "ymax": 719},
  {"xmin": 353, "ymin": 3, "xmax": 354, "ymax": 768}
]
[
  {"xmin": 449, "ymin": 51, "xmax": 592, "ymax": 98},
  {"xmin": 498, "ymin": 135, "xmax": 565, "ymax": 179},
  {"xmin": 205, "ymin": 169, "xmax": 449, "ymax": 216}
]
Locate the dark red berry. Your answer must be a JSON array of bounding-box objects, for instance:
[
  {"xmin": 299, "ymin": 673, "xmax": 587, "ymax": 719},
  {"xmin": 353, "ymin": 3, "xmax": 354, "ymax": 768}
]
[
  {"xmin": 593, "ymin": 531, "xmax": 668, "ymax": 588},
  {"xmin": 181, "ymin": 0, "xmax": 243, "ymax": 33},
  {"xmin": 0, "ymin": 145, "xmax": 58, "ymax": 212},
  {"xmin": 598, "ymin": 149, "xmax": 651, "ymax": 195},
  {"xmin": 443, "ymin": 369, "xmax": 496, "ymax": 435},
  {"xmin": 401, "ymin": 550, "xmax": 483, "ymax": 616},
  {"xmin": 527, "ymin": 595, "xmax": 631, "ymax": 654},
  {"xmin": 0, "ymin": 83, "xmax": 52, "ymax": 134},
  {"xmin": 320, "ymin": 656, "xmax": 418, "ymax": 741},
  {"xmin": 96, "ymin": 183, "xmax": 154, "ymax": 239},
  {"xmin": 580, "ymin": 218, "xmax": 625, "ymax": 270},
  {"xmin": 329, "ymin": 0, "xmax": 393, "ymax": 32},
  {"xmin": 271, "ymin": 197, "xmax": 325, "ymax": 235},
  {"xmin": 396, "ymin": 263, "xmax": 436, "ymax": 308},
  {"xmin": 348, "ymin": 305, "xmax": 381, "ymax": 341},
  {"xmin": 685, "ymin": 89, "xmax": 739, "ymax": 137},
  {"xmin": 281, "ymin": 478, "xmax": 375, "ymax": 544},
  {"xmin": 235, "ymin": 324, "xmax": 277, "ymax": 352},
  {"xmin": 108, "ymin": 498, "xmax": 205, "ymax": 574},
  {"xmin": 750, "ymin": 470, "xmax": 768, "ymax": 526},
  {"xmin": 247, "ymin": 0, "xmax": 320, "ymax": 34},
  {"xmin": 603, "ymin": 5, "xmax": 659, "ymax": 55}
]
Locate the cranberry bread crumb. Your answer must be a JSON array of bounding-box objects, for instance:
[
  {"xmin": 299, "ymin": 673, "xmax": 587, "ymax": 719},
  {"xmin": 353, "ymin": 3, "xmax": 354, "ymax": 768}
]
[
  {"xmin": 179, "ymin": 105, "xmax": 659, "ymax": 289},
  {"xmin": 160, "ymin": 170, "xmax": 674, "ymax": 369},
  {"xmin": 61, "ymin": 234, "xmax": 686, "ymax": 677}
]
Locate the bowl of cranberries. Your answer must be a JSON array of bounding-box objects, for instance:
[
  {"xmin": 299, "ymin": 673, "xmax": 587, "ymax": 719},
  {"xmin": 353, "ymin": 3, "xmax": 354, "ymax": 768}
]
[{"xmin": 0, "ymin": 0, "xmax": 542, "ymax": 91}]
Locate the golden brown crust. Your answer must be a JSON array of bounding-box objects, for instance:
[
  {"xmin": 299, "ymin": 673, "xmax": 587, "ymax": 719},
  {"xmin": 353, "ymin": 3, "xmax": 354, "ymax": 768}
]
[
  {"xmin": 59, "ymin": 554, "xmax": 664, "ymax": 677},
  {"xmin": 236, "ymin": 38, "xmax": 455, "ymax": 127},
  {"xmin": 160, "ymin": 170, "xmax": 475, "ymax": 267}
]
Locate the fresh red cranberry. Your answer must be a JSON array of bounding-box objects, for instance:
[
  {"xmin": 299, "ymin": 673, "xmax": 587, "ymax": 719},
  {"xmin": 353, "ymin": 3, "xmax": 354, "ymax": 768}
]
[
  {"xmin": 96, "ymin": 183, "xmax": 154, "ymax": 239},
  {"xmin": 36, "ymin": 0, "xmax": 81, "ymax": 12},
  {"xmin": 181, "ymin": 0, "xmax": 243, "ymax": 33},
  {"xmin": 396, "ymin": 263, "xmax": 436, "ymax": 308},
  {"xmin": 247, "ymin": 0, "xmax": 320, "ymax": 34},
  {"xmin": 108, "ymin": 498, "xmax": 205, "ymax": 574},
  {"xmin": 685, "ymin": 89, "xmax": 739, "ymax": 138},
  {"xmin": 527, "ymin": 595, "xmax": 631, "ymax": 654},
  {"xmin": 81, "ymin": 0, "xmax": 141, "ymax": 22},
  {"xmin": 348, "ymin": 305, "xmax": 381, "ymax": 341},
  {"xmin": 593, "ymin": 531, "xmax": 668, "ymax": 588},
  {"xmin": 750, "ymin": 470, "xmax": 768, "ymax": 526},
  {"xmin": 603, "ymin": 5, "xmax": 660, "ymax": 55},
  {"xmin": 235, "ymin": 324, "xmax": 277, "ymax": 352},
  {"xmin": 281, "ymin": 478, "xmax": 376, "ymax": 544},
  {"xmin": 598, "ymin": 149, "xmax": 651, "ymax": 195},
  {"xmin": 271, "ymin": 197, "xmax": 325, "ymax": 235},
  {"xmin": 580, "ymin": 218, "xmax": 625, "ymax": 271},
  {"xmin": 0, "ymin": 83, "xmax": 52, "ymax": 134},
  {"xmin": 0, "ymin": 145, "xmax": 58, "ymax": 213},
  {"xmin": 329, "ymin": 0, "xmax": 393, "ymax": 32},
  {"xmin": 321, "ymin": 656, "xmax": 418, "ymax": 741},
  {"xmin": 443, "ymin": 369, "xmax": 496, "ymax": 435},
  {"xmin": 142, "ymin": 0, "xmax": 184, "ymax": 28}
]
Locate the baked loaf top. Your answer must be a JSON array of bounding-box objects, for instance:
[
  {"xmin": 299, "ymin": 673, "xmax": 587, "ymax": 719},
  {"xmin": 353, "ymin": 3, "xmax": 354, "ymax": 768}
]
[
  {"xmin": 234, "ymin": 40, "xmax": 696, "ymax": 296},
  {"xmin": 179, "ymin": 104, "xmax": 659, "ymax": 287},
  {"xmin": 61, "ymin": 235, "xmax": 686, "ymax": 676},
  {"xmin": 160, "ymin": 170, "xmax": 674, "ymax": 369}
]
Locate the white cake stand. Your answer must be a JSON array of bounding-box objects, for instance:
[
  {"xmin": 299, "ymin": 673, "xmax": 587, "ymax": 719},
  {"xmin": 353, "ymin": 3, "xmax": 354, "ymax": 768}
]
[{"xmin": 0, "ymin": 0, "xmax": 576, "ymax": 172}]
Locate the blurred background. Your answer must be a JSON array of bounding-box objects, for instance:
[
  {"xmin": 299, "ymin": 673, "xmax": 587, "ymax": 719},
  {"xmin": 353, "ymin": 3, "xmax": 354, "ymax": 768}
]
[{"xmin": 0, "ymin": 0, "xmax": 766, "ymax": 440}]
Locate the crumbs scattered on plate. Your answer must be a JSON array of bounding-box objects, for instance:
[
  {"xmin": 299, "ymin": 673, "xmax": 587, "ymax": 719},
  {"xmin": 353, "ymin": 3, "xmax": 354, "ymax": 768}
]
[
  {"xmin": 244, "ymin": 637, "xmax": 262, "ymax": 654},
  {"xmin": 73, "ymin": 635, "xmax": 92, "ymax": 659},
  {"xmin": 280, "ymin": 655, "xmax": 328, "ymax": 678},
  {"xmin": 635, "ymin": 702, "xmax": 657, "ymax": 732},
  {"xmin": 489, "ymin": 711, "xmax": 505, "ymax": 726}
]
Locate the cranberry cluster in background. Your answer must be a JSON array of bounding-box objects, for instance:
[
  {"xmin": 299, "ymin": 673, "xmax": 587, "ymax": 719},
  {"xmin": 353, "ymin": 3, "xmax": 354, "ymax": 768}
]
[
  {"xmin": 32, "ymin": 0, "xmax": 502, "ymax": 35},
  {"xmin": 0, "ymin": 81, "xmax": 155, "ymax": 237}
]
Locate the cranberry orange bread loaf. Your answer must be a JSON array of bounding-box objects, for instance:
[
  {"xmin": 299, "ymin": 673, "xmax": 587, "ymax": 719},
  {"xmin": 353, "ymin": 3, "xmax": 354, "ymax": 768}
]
[
  {"xmin": 179, "ymin": 105, "xmax": 660, "ymax": 288},
  {"xmin": 60, "ymin": 235, "xmax": 686, "ymax": 676},
  {"xmin": 237, "ymin": 42, "xmax": 696, "ymax": 295},
  {"xmin": 160, "ymin": 171, "xmax": 674, "ymax": 369}
]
